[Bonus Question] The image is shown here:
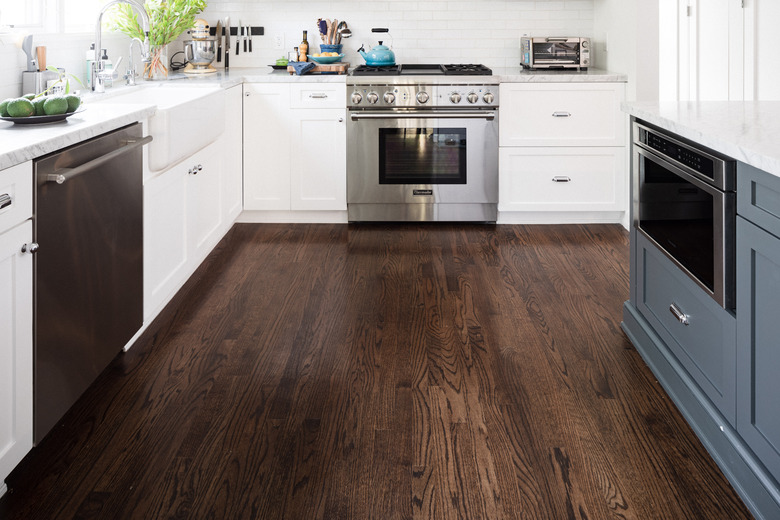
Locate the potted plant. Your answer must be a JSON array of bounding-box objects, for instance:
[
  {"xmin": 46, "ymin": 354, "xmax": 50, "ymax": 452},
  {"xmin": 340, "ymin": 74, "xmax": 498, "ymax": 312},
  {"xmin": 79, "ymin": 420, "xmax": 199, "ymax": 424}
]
[{"xmin": 110, "ymin": 0, "xmax": 207, "ymax": 80}]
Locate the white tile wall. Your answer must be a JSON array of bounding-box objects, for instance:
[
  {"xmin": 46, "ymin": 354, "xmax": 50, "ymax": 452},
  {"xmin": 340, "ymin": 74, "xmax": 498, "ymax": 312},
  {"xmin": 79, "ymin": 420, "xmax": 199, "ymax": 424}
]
[{"xmin": 0, "ymin": 0, "xmax": 594, "ymax": 100}]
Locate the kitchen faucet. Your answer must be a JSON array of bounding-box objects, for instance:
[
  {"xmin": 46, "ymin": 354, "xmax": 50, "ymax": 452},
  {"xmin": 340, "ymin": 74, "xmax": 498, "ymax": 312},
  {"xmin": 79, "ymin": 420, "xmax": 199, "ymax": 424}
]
[
  {"xmin": 93, "ymin": 0, "xmax": 150, "ymax": 92},
  {"xmin": 124, "ymin": 38, "xmax": 145, "ymax": 85}
]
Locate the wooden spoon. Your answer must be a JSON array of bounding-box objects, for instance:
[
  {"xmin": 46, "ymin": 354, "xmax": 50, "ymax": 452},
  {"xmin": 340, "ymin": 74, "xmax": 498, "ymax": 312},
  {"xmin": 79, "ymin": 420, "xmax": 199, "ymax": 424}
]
[{"xmin": 331, "ymin": 19, "xmax": 338, "ymax": 44}]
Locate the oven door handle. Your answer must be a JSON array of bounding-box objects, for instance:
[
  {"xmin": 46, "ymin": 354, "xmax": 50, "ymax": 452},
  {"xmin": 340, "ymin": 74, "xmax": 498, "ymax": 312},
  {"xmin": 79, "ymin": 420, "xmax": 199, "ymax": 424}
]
[{"xmin": 350, "ymin": 112, "xmax": 496, "ymax": 121}]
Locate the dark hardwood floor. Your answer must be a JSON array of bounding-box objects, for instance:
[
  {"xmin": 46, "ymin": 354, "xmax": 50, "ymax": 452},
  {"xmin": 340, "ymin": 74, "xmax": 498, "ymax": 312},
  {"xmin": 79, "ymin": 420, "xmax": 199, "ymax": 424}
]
[{"xmin": 1, "ymin": 223, "xmax": 752, "ymax": 519}]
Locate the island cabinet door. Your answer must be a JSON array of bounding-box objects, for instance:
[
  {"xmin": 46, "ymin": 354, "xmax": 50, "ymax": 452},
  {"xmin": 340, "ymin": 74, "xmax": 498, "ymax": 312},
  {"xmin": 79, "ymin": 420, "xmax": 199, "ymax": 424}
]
[{"xmin": 736, "ymin": 215, "xmax": 780, "ymax": 481}]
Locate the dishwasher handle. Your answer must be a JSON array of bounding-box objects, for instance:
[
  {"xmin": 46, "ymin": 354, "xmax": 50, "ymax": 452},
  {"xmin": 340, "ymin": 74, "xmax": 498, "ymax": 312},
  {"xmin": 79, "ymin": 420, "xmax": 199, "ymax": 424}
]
[{"xmin": 46, "ymin": 135, "xmax": 153, "ymax": 185}]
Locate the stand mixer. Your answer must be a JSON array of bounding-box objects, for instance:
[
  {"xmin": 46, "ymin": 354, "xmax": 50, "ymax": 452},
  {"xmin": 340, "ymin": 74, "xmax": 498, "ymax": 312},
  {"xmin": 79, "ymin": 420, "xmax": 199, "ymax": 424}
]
[{"xmin": 183, "ymin": 19, "xmax": 217, "ymax": 74}]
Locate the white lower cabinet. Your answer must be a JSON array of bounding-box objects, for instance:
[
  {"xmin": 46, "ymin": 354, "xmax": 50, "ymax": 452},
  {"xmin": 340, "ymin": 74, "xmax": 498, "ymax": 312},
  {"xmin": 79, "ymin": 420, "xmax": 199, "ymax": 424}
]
[
  {"xmin": 498, "ymin": 82, "xmax": 627, "ymax": 224},
  {"xmin": 243, "ymin": 83, "xmax": 346, "ymax": 219},
  {"xmin": 143, "ymin": 85, "xmax": 242, "ymax": 321},
  {"xmin": 0, "ymin": 161, "xmax": 34, "ymax": 492}
]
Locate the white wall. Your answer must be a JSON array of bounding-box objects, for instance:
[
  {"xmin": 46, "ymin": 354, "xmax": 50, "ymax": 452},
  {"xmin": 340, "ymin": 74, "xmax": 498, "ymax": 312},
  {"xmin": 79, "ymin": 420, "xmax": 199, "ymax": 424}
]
[
  {"xmin": 592, "ymin": 0, "xmax": 658, "ymax": 102},
  {"xmin": 751, "ymin": 0, "xmax": 780, "ymax": 100},
  {"xmin": 0, "ymin": 0, "xmax": 597, "ymax": 99}
]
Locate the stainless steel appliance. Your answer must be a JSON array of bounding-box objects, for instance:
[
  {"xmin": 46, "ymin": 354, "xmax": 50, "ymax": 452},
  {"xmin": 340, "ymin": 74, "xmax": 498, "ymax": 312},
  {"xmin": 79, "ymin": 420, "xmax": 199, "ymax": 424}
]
[
  {"xmin": 33, "ymin": 123, "xmax": 150, "ymax": 443},
  {"xmin": 632, "ymin": 120, "xmax": 736, "ymax": 310},
  {"xmin": 520, "ymin": 36, "xmax": 590, "ymax": 70},
  {"xmin": 347, "ymin": 64, "xmax": 498, "ymax": 222}
]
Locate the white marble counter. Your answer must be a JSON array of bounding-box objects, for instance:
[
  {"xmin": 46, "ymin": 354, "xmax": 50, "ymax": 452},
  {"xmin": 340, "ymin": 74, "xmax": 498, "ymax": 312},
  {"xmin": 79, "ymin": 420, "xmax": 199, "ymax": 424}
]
[
  {"xmin": 0, "ymin": 102, "xmax": 156, "ymax": 171},
  {"xmin": 496, "ymin": 67, "xmax": 627, "ymax": 83},
  {"xmin": 624, "ymin": 101, "xmax": 780, "ymax": 177}
]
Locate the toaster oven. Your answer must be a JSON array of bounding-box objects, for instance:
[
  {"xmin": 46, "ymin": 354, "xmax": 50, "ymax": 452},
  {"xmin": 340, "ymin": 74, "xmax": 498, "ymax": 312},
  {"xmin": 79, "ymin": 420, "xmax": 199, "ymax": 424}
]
[{"xmin": 520, "ymin": 37, "xmax": 590, "ymax": 70}]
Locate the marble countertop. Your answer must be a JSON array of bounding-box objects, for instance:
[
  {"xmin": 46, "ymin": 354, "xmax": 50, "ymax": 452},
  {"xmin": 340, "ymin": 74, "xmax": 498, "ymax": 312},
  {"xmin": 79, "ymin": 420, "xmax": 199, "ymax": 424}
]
[
  {"xmin": 0, "ymin": 102, "xmax": 156, "ymax": 171},
  {"xmin": 624, "ymin": 101, "xmax": 780, "ymax": 177},
  {"xmin": 495, "ymin": 67, "xmax": 627, "ymax": 83}
]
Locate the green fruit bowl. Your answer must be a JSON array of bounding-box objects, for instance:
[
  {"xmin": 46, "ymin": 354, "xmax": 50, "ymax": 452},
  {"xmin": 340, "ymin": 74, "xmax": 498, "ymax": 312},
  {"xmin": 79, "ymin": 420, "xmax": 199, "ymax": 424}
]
[{"xmin": 0, "ymin": 107, "xmax": 84, "ymax": 125}]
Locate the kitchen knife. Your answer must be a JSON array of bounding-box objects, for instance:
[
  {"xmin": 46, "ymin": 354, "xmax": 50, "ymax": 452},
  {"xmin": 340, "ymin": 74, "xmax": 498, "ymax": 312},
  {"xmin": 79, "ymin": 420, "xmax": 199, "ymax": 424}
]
[
  {"xmin": 243, "ymin": 24, "xmax": 248, "ymax": 52},
  {"xmin": 248, "ymin": 25, "xmax": 253, "ymax": 52},
  {"xmin": 237, "ymin": 20, "xmax": 241, "ymax": 55},
  {"xmin": 224, "ymin": 17, "xmax": 230, "ymax": 69},
  {"xmin": 215, "ymin": 20, "xmax": 222, "ymax": 62}
]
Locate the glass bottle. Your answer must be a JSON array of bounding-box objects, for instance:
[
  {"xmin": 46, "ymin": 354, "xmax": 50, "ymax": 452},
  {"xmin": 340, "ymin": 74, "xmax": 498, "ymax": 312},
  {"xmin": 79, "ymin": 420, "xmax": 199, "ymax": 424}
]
[{"xmin": 299, "ymin": 30, "xmax": 309, "ymax": 62}]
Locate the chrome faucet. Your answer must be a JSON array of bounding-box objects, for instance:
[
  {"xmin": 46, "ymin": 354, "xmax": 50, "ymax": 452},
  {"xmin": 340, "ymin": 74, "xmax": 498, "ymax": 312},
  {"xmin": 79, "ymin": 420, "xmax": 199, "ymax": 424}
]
[
  {"xmin": 93, "ymin": 0, "xmax": 150, "ymax": 92},
  {"xmin": 124, "ymin": 38, "xmax": 145, "ymax": 85}
]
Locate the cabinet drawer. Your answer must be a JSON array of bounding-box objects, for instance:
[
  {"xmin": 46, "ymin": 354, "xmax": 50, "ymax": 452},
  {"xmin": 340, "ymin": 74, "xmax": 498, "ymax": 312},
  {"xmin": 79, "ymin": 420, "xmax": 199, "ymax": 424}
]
[
  {"xmin": 499, "ymin": 83, "xmax": 625, "ymax": 147},
  {"xmin": 499, "ymin": 147, "xmax": 625, "ymax": 211},
  {"xmin": 0, "ymin": 161, "xmax": 33, "ymax": 235},
  {"xmin": 290, "ymin": 84, "xmax": 346, "ymax": 109},
  {"xmin": 636, "ymin": 232, "xmax": 736, "ymax": 425},
  {"xmin": 737, "ymin": 161, "xmax": 780, "ymax": 238}
]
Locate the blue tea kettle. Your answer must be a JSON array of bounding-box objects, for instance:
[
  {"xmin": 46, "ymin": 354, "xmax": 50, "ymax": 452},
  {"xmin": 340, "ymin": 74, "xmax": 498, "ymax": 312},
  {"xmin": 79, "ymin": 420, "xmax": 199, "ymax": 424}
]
[{"xmin": 358, "ymin": 28, "xmax": 395, "ymax": 66}]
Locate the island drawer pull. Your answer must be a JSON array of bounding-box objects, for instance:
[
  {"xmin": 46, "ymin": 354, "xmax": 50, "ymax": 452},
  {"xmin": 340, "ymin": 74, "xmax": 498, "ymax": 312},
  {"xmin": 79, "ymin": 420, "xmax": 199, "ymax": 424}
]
[
  {"xmin": 552, "ymin": 111, "xmax": 571, "ymax": 117},
  {"xmin": 669, "ymin": 302, "xmax": 690, "ymax": 326},
  {"xmin": 0, "ymin": 193, "xmax": 11, "ymax": 210},
  {"xmin": 552, "ymin": 176, "xmax": 571, "ymax": 183},
  {"xmin": 309, "ymin": 93, "xmax": 329, "ymax": 99}
]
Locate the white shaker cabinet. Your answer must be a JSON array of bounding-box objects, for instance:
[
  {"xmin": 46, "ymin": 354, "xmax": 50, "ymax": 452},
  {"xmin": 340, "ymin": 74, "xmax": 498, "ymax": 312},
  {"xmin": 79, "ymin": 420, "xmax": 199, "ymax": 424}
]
[
  {"xmin": 498, "ymin": 82, "xmax": 626, "ymax": 224},
  {"xmin": 144, "ymin": 85, "xmax": 243, "ymax": 322},
  {"xmin": 0, "ymin": 161, "xmax": 34, "ymax": 493},
  {"xmin": 243, "ymin": 82, "xmax": 347, "ymax": 221}
]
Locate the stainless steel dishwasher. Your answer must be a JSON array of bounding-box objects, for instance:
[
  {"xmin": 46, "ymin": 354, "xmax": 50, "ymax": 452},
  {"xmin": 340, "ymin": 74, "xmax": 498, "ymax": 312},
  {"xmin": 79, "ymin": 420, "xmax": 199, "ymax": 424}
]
[{"xmin": 33, "ymin": 123, "xmax": 151, "ymax": 443}]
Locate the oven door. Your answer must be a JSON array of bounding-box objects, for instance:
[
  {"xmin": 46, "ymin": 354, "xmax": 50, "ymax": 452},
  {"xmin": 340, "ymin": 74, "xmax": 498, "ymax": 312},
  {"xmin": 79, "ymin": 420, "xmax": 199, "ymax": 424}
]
[
  {"xmin": 634, "ymin": 146, "xmax": 735, "ymax": 309},
  {"xmin": 347, "ymin": 110, "xmax": 498, "ymax": 221}
]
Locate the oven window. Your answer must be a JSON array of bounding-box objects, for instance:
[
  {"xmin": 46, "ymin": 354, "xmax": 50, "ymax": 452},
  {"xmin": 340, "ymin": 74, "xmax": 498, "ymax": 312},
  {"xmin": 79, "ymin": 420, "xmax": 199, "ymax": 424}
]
[
  {"xmin": 378, "ymin": 128, "xmax": 467, "ymax": 184},
  {"xmin": 533, "ymin": 42, "xmax": 579, "ymax": 63},
  {"xmin": 639, "ymin": 156, "xmax": 714, "ymax": 291}
]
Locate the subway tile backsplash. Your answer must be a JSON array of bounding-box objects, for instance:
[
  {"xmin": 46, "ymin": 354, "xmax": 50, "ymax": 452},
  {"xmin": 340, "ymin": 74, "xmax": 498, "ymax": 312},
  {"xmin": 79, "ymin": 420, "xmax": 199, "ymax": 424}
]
[{"xmin": 0, "ymin": 0, "xmax": 593, "ymax": 100}]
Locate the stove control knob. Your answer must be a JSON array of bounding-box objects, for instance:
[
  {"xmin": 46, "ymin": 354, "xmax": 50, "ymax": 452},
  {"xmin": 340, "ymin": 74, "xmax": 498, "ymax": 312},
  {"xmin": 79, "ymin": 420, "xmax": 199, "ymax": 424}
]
[
  {"xmin": 416, "ymin": 91, "xmax": 430, "ymax": 104},
  {"xmin": 449, "ymin": 92, "xmax": 462, "ymax": 104},
  {"xmin": 483, "ymin": 92, "xmax": 495, "ymax": 104},
  {"xmin": 467, "ymin": 92, "xmax": 479, "ymax": 104},
  {"xmin": 383, "ymin": 91, "xmax": 396, "ymax": 104},
  {"xmin": 367, "ymin": 92, "xmax": 379, "ymax": 104},
  {"xmin": 351, "ymin": 91, "xmax": 363, "ymax": 104}
]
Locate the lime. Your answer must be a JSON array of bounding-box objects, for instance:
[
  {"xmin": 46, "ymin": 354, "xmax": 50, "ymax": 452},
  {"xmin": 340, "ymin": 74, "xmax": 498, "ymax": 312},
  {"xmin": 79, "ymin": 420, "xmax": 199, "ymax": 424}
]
[
  {"xmin": 64, "ymin": 94, "xmax": 81, "ymax": 113},
  {"xmin": 22, "ymin": 93, "xmax": 36, "ymax": 101},
  {"xmin": 43, "ymin": 96, "xmax": 68, "ymax": 115},
  {"xmin": 0, "ymin": 98, "xmax": 12, "ymax": 117},
  {"xmin": 32, "ymin": 98, "xmax": 47, "ymax": 116},
  {"xmin": 6, "ymin": 98, "xmax": 35, "ymax": 117}
]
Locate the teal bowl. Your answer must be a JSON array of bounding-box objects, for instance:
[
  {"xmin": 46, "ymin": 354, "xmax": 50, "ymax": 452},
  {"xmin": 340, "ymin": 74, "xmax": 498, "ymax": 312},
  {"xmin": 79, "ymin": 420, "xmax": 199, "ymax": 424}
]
[
  {"xmin": 309, "ymin": 54, "xmax": 344, "ymax": 64},
  {"xmin": 319, "ymin": 44, "xmax": 343, "ymax": 54}
]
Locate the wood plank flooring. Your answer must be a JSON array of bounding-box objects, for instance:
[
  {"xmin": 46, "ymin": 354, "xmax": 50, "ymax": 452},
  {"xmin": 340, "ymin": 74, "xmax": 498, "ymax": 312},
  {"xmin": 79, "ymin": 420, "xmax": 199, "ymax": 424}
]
[{"xmin": 0, "ymin": 223, "xmax": 752, "ymax": 519}]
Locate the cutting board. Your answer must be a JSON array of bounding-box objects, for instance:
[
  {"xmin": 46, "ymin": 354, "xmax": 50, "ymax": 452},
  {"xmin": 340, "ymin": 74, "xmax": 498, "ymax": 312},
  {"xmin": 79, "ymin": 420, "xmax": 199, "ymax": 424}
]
[{"xmin": 288, "ymin": 62, "xmax": 349, "ymax": 75}]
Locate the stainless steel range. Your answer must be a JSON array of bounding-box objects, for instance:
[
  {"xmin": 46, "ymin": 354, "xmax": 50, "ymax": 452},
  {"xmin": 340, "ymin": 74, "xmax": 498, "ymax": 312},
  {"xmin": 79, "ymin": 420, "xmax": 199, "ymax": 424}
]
[{"xmin": 347, "ymin": 64, "xmax": 498, "ymax": 222}]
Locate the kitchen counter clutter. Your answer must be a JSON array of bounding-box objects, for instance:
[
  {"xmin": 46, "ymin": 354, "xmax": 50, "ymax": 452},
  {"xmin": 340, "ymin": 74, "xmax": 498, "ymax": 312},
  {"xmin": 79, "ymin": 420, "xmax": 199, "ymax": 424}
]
[{"xmin": 622, "ymin": 101, "xmax": 780, "ymax": 520}]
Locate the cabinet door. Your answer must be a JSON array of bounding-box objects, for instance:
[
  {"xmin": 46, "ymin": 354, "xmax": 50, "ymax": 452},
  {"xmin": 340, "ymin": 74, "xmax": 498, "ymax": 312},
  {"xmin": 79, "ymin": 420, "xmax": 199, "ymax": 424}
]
[
  {"xmin": 243, "ymin": 83, "xmax": 291, "ymax": 210},
  {"xmin": 290, "ymin": 108, "xmax": 347, "ymax": 211},
  {"xmin": 499, "ymin": 147, "xmax": 625, "ymax": 212},
  {"xmin": 144, "ymin": 164, "xmax": 189, "ymax": 319},
  {"xmin": 187, "ymin": 145, "xmax": 224, "ymax": 262},
  {"xmin": 499, "ymin": 83, "xmax": 625, "ymax": 147},
  {"xmin": 0, "ymin": 220, "xmax": 33, "ymax": 482},
  {"xmin": 737, "ymin": 216, "xmax": 780, "ymax": 480}
]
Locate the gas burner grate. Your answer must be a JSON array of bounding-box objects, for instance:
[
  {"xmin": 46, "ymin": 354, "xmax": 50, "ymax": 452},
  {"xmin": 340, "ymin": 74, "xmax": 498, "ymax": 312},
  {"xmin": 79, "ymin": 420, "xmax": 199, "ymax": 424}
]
[
  {"xmin": 351, "ymin": 64, "xmax": 401, "ymax": 75},
  {"xmin": 443, "ymin": 64, "xmax": 493, "ymax": 75}
]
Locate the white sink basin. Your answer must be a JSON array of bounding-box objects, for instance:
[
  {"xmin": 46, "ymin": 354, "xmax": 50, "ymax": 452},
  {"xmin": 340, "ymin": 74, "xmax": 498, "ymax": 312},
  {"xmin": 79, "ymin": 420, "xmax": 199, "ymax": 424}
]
[{"xmin": 103, "ymin": 86, "xmax": 226, "ymax": 172}]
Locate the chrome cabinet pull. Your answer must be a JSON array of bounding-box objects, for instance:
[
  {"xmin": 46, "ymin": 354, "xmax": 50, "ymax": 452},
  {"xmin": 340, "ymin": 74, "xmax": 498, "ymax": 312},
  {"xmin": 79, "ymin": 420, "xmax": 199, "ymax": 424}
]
[
  {"xmin": 0, "ymin": 193, "xmax": 11, "ymax": 210},
  {"xmin": 21, "ymin": 243, "xmax": 39, "ymax": 254},
  {"xmin": 669, "ymin": 303, "xmax": 690, "ymax": 326},
  {"xmin": 309, "ymin": 93, "xmax": 328, "ymax": 99},
  {"xmin": 552, "ymin": 111, "xmax": 571, "ymax": 117},
  {"xmin": 552, "ymin": 176, "xmax": 571, "ymax": 183}
]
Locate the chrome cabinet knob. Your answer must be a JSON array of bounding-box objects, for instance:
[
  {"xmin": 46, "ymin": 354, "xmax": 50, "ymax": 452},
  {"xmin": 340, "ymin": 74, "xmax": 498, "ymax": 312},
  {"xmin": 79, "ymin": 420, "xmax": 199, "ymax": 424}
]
[
  {"xmin": 351, "ymin": 91, "xmax": 363, "ymax": 104},
  {"xmin": 467, "ymin": 92, "xmax": 478, "ymax": 104},
  {"xmin": 21, "ymin": 242, "xmax": 39, "ymax": 254},
  {"xmin": 483, "ymin": 92, "xmax": 494, "ymax": 104},
  {"xmin": 416, "ymin": 91, "xmax": 429, "ymax": 104},
  {"xmin": 449, "ymin": 92, "xmax": 461, "ymax": 104},
  {"xmin": 366, "ymin": 92, "xmax": 379, "ymax": 104},
  {"xmin": 383, "ymin": 91, "xmax": 395, "ymax": 104}
]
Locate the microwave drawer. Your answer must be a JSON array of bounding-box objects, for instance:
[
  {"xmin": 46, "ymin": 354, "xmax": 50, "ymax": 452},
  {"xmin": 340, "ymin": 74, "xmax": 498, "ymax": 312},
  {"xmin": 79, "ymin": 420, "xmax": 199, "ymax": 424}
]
[
  {"xmin": 636, "ymin": 232, "xmax": 736, "ymax": 425},
  {"xmin": 499, "ymin": 83, "xmax": 625, "ymax": 147}
]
